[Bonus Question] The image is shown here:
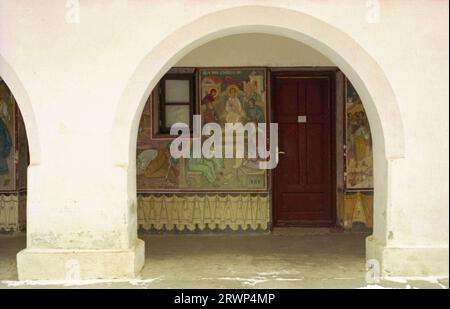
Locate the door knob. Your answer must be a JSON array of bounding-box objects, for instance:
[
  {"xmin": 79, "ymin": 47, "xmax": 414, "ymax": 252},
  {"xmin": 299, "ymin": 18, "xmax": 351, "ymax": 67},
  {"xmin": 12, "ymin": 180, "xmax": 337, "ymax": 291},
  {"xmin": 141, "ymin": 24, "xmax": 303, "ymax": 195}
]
[{"xmin": 278, "ymin": 151, "xmax": 286, "ymax": 155}]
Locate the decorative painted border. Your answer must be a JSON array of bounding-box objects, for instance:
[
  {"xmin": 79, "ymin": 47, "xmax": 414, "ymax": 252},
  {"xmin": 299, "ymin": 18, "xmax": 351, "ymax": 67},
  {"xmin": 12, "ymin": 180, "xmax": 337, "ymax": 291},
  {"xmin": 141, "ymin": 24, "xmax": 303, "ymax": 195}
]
[
  {"xmin": 137, "ymin": 193, "xmax": 270, "ymax": 232},
  {"xmin": 0, "ymin": 194, "xmax": 19, "ymax": 231}
]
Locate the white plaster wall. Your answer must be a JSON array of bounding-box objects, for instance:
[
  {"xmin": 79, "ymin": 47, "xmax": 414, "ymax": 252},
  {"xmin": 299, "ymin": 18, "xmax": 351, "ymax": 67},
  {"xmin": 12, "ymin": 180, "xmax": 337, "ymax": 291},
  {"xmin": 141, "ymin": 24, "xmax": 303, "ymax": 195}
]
[
  {"xmin": 0, "ymin": 1, "xmax": 447, "ymax": 278},
  {"xmin": 175, "ymin": 33, "xmax": 334, "ymax": 67}
]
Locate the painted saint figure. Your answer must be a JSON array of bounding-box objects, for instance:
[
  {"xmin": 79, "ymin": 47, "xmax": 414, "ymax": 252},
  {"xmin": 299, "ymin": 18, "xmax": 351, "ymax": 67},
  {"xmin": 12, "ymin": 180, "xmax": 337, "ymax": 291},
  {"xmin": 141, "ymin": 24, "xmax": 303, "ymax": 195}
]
[
  {"xmin": 137, "ymin": 147, "xmax": 178, "ymax": 183},
  {"xmin": 346, "ymin": 98, "xmax": 373, "ymax": 188},
  {"xmin": 0, "ymin": 92, "xmax": 12, "ymax": 180},
  {"xmin": 187, "ymin": 157, "xmax": 224, "ymax": 184},
  {"xmin": 244, "ymin": 80, "xmax": 262, "ymax": 105},
  {"xmin": 246, "ymin": 98, "xmax": 265, "ymax": 124},
  {"xmin": 201, "ymin": 88, "xmax": 218, "ymax": 124},
  {"xmin": 224, "ymin": 85, "xmax": 246, "ymax": 124}
]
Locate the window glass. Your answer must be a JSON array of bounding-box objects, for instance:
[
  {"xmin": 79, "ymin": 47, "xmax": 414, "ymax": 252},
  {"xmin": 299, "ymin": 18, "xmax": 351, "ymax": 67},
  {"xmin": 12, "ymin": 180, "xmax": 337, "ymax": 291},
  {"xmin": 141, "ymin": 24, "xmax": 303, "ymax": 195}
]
[
  {"xmin": 165, "ymin": 80, "xmax": 190, "ymax": 103},
  {"xmin": 165, "ymin": 105, "xmax": 190, "ymax": 128}
]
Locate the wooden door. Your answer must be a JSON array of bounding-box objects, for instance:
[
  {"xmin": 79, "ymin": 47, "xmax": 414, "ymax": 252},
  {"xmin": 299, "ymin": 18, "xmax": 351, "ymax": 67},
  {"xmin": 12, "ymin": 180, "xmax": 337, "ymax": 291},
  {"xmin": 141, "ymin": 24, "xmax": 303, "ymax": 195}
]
[{"xmin": 273, "ymin": 72, "xmax": 334, "ymax": 226}]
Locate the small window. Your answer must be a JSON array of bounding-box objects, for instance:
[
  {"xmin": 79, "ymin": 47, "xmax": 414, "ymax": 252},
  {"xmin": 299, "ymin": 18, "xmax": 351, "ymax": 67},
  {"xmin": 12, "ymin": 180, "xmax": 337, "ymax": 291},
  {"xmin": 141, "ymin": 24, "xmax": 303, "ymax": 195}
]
[{"xmin": 159, "ymin": 73, "xmax": 195, "ymax": 134}]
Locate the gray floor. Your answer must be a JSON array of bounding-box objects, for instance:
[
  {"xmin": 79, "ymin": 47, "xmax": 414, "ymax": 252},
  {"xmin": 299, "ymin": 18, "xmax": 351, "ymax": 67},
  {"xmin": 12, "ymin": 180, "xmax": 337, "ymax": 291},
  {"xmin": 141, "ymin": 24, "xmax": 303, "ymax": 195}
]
[{"xmin": 0, "ymin": 229, "xmax": 448, "ymax": 289}]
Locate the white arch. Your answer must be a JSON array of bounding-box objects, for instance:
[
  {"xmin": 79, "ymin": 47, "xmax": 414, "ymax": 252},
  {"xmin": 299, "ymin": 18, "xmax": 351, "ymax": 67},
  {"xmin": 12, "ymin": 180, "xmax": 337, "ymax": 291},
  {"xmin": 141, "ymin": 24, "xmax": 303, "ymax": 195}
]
[
  {"xmin": 112, "ymin": 5, "xmax": 405, "ymax": 243},
  {"xmin": 0, "ymin": 54, "xmax": 41, "ymax": 165}
]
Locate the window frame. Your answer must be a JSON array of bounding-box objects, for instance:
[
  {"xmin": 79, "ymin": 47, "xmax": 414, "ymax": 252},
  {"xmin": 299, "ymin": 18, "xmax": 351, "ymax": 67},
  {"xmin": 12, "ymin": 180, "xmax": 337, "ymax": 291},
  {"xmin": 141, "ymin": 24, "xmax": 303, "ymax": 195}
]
[{"xmin": 159, "ymin": 73, "xmax": 195, "ymax": 134}]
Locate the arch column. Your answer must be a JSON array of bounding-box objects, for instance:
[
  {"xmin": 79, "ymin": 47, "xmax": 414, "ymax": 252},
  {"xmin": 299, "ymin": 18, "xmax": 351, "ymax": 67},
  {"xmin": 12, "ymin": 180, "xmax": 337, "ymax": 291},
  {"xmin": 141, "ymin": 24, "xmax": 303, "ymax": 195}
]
[
  {"xmin": 17, "ymin": 161, "xmax": 145, "ymax": 280},
  {"xmin": 0, "ymin": 55, "xmax": 144, "ymax": 281}
]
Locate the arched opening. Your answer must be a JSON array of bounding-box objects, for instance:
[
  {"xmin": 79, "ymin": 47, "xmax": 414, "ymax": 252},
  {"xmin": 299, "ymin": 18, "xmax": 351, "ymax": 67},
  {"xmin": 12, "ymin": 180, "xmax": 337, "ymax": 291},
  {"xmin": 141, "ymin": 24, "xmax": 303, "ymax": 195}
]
[
  {"xmin": 135, "ymin": 34, "xmax": 376, "ymax": 229},
  {"xmin": 0, "ymin": 54, "xmax": 40, "ymax": 281},
  {"xmin": 129, "ymin": 28, "xmax": 395, "ymax": 285},
  {"xmin": 0, "ymin": 76, "xmax": 31, "ymax": 280},
  {"xmin": 112, "ymin": 5, "xmax": 405, "ymax": 281}
]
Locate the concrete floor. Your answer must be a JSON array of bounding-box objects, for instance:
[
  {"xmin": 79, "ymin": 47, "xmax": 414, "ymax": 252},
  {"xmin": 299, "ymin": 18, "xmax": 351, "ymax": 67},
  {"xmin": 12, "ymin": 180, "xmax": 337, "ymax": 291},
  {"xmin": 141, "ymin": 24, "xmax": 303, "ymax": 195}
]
[{"xmin": 0, "ymin": 229, "xmax": 448, "ymax": 289}]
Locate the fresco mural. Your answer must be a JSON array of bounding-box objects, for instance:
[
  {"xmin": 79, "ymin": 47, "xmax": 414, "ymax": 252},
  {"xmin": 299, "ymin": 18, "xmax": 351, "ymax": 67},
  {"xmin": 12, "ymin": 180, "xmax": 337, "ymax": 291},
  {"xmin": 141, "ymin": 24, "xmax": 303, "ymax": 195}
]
[
  {"xmin": 137, "ymin": 137, "xmax": 268, "ymax": 191},
  {"xmin": 199, "ymin": 68, "xmax": 266, "ymax": 126},
  {"xmin": 0, "ymin": 81, "xmax": 16, "ymax": 192},
  {"xmin": 340, "ymin": 78, "xmax": 374, "ymax": 230},
  {"xmin": 17, "ymin": 110, "xmax": 29, "ymax": 191},
  {"xmin": 345, "ymin": 79, "xmax": 373, "ymax": 190},
  {"xmin": 135, "ymin": 70, "xmax": 373, "ymax": 230},
  {"xmin": 136, "ymin": 68, "xmax": 268, "ymax": 192},
  {"xmin": 0, "ymin": 80, "xmax": 28, "ymax": 232}
]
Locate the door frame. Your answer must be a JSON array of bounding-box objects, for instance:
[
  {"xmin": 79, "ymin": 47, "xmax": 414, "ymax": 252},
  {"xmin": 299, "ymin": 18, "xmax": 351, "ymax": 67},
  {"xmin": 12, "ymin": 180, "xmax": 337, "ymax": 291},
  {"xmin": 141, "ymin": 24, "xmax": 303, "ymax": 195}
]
[{"xmin": 270, "ymin": 69, "xmax": 337, "ymax": 227}]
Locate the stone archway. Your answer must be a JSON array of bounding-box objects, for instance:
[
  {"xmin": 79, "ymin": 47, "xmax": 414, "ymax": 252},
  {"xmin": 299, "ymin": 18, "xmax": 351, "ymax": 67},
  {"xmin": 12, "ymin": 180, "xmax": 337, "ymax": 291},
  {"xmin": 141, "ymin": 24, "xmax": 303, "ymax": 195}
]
[
  {"xmin": 0, "ymin": 54, "xmax": 41, "ymax": 165},
  {"xmin": 0, "ymin": 55, "xmax": 39, "ymax": 257},
  {"xmin": 0, "ymin": 54, "xmax": 41, "ymax": 235},
  {"xmin": 112, "ymin": 5, "xmax": 405, "ymax": 273}
]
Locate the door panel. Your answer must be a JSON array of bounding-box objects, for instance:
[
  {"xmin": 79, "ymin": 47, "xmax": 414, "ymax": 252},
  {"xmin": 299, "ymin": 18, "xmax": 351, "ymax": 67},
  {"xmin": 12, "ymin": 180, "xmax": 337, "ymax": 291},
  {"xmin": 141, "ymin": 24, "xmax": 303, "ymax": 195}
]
[{"xmin": 273, "ymin": 74, "xmax": 334, "ymax": 226}]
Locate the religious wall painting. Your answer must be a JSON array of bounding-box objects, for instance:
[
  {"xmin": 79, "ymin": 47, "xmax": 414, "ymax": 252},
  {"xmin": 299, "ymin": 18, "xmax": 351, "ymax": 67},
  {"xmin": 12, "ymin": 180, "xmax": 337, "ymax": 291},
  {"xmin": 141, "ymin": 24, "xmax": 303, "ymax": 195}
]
[
  {"xmin": 136, "ymin": 70, "xmax": 268, "ymax": 192},
  {"xmin": 137, "ymin": 137, "xmax": 267, "ymax": 191},
  {"xmin": 199, "ymin": 68, "xmax": 267, "ymax": 126},
  {"xmin": 0, "ymin": 81, "xmax": 16, "ymax": 192},
  {"xmin": 136, "ymin": 139, "xmax": 181, "ymax": 190},
  {"xmin": 345, "ymin": 79, "xmax": 373, "ymax": 189},
  {"xmin": 182, "ymin": 147, "xmax": 266, "ymax": 190},
  {"xmin": 17, "ymin": 110, "xmax": 29, "ymax": 191}
]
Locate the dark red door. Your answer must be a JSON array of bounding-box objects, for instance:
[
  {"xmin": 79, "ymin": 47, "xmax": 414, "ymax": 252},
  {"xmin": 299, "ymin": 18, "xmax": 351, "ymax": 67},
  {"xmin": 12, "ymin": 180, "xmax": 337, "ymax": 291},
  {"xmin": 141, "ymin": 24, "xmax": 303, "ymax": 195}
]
[{"xmin": 273, "ymin": 73, "xmax": 334, "ymax": 226}]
